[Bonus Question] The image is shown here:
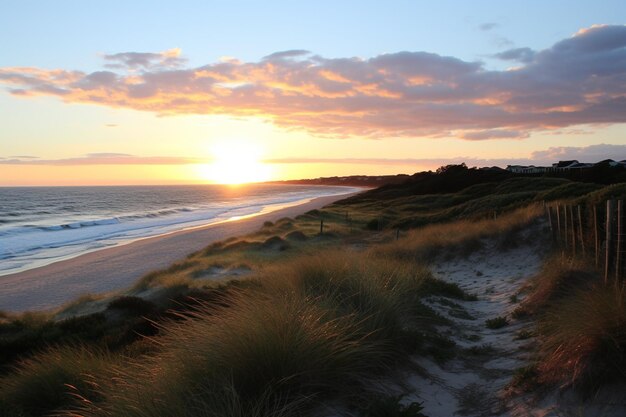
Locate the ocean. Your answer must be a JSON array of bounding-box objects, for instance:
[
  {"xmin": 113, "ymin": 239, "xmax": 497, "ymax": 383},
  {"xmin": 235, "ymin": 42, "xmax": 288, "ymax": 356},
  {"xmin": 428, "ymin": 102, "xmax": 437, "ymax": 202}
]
[{"xmin": 0, "ymin": 184, "xmax": 358, "ymax": 276}]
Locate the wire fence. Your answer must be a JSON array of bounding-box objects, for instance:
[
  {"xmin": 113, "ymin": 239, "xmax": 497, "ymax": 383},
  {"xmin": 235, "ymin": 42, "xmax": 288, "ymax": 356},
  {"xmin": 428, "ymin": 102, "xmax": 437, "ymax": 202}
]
[{"xmin": 545, "ymin": 199, "xmax": 626, "ymax": 281}]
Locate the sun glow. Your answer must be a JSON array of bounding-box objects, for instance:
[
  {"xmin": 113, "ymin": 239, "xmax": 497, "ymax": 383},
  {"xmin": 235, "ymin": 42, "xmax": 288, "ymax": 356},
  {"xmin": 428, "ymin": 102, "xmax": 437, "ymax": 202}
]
[{"xmin": 197, "ymin": 140, "xmax": 272, "ymax": 184}]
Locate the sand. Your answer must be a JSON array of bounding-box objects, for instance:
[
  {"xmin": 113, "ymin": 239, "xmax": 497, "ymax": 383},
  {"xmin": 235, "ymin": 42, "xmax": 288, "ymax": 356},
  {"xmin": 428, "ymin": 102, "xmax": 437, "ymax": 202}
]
[
  {"xmin": 407, "ymin": 231, "xmax": 544, "ymax": 417},
  {"xmin": 319, "ymin": 225, "xmax": 626, "ymax": 417},
  {"xmin": 0, "ymin": 192, "xmax": 357, "ymax": 313}
]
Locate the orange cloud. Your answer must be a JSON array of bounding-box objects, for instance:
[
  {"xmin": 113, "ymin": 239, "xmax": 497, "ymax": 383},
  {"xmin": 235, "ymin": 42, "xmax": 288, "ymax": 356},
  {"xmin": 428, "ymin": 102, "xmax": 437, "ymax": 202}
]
[{"xmin": 1, "ymin": 25, "xmax": 626, "ymax": 139}]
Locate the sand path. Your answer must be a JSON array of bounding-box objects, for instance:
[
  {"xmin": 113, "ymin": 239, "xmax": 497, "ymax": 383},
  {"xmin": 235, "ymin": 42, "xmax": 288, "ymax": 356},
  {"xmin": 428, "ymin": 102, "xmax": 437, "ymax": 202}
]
[
  {"xmin": 404, "ymin": 231, "xmax": 626, "ymax": 417},
  {"xmin": 406, "ymin": 236, "xmax": 543, "ymax": 417},
  {"xmin": 0, "ymin": 193, "xmax": 356, "ymax": 313}
]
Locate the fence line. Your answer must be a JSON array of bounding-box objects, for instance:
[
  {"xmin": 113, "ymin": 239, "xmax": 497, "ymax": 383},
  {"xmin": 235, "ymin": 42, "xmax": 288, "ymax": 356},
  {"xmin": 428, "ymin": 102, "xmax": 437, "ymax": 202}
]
[{"xmin": 546, "ymin": 199, "xmax": 625, "ymax": 282}]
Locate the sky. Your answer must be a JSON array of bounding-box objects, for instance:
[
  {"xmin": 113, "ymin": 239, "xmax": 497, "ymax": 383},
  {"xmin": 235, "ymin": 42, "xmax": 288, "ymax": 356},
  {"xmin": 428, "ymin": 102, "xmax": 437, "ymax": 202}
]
[{"xmin": 1, "ymin": 0, "xmax": 625, "ymax": 185}]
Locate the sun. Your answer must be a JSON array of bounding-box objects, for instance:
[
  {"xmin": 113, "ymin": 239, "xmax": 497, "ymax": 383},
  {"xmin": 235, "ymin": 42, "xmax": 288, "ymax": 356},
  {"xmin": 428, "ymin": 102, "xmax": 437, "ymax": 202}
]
[{"xmin": 196, "ymin": 140, "xmax": 272, "ymax": 185}]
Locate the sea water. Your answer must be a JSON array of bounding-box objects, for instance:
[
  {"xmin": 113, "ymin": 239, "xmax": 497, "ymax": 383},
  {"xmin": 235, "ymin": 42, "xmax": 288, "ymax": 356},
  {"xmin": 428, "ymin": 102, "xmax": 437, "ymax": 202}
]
[{"xmin": 0, "ymin": 184, "xmax": 358, "ymax": 276}]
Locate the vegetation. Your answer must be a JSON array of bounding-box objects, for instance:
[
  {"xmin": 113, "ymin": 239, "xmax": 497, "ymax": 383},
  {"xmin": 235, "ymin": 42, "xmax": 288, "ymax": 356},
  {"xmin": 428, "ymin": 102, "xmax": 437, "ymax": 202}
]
[
  {"xmin": 2, "ymin": 166, "xmax": 626, "ymax": 415},
  {"xmin": 518, "ymin": 256, "xmax": 626, "ymax": 394},
  {"xmin": 485, "ymin": 316, "xmax": 509, "ymax": 329}
]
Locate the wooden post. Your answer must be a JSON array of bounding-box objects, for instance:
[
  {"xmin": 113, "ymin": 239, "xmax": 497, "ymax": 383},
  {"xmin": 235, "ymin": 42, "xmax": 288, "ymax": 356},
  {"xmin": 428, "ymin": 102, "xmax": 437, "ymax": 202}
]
[
  {"xmin": 577, "ymin": 205, "xmax": 585, "ymax": 257},
  {"xmin": 547, "ymin": 206, "xmax": 555, "ymax": 242},
  {"xmin": 594, "ymin": 205, "xmax": 599, "ymax": 267},
  {"xmin": 320, "ymin": 219, "xmax": 324, "ymax": 235},
  {"xmin": 556, "ymin": 204, "xmax": 562, "ymax": 243},
  {"xmin": 396, "ymin": 228, "xmax": 400, "ymax": 240},
  {"xmin": 568, "ymin": 206, "xmax": 577, "ymax": 256},
  {"xmin": 616, "ymin": 200, "xmax": 623, "ymax": 280},
  {"xmin": 564, "ymin": 205, "xmax": 569, "ymax": 250},
  {"xmin": 605, "ymin": 200, "xmax": 615, "ymax": 283}
]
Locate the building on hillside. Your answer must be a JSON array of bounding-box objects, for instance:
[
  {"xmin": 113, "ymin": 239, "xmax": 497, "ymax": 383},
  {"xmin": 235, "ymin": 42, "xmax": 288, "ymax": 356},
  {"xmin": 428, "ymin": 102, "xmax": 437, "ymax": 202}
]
[
  {"xmin": 551, "ymin": 160, "xmax": 579, "ymax": 169},
  {"xmin": 507, "ymin": 159, "xmax": 626, "ymax": 174},
  {"xmin": 506, "ymin": 165, "xmax": 549, "ymax": 174}
]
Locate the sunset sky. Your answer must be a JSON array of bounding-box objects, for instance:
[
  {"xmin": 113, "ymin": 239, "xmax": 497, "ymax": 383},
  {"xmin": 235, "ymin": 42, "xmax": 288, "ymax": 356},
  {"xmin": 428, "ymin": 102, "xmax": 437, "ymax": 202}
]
[{"xmin": 1, "ymin": 0, "xmax": 625, "ymax": 185}]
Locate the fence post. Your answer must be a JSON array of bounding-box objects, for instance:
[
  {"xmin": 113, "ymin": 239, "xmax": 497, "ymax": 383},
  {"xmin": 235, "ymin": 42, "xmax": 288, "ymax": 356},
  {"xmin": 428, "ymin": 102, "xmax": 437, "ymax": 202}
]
[
  {"xmin": 577, "ymin": 205, "xmax": 585, "ymax": 257},
  {"xmin": 556, "ymin": 204, "xmax": 562, "ymax": 243},
  {"xmin": 616, "ymin": 200, "xmax": 623, "ymax": 280},
  {"xmin": 569, "ymin": 205, "xmax": 576, "ymax": 256},
  {"xmin": 320, "ymin": 219, "xmax": 324, "ymax": 235},
  {"xmin": 396, "ymin": 228, "xmax": 400, "ymax": 240},
  {"xmin": 605, "ymin": 200, "xmax": 615, "ymax": 283},
  {"xmin": 594, "ymin": 205, "xmax": 599, "ymax": 267},
  {"xmin": 564, "ymin": 205, "xmax": 569, "ymax": 250},
  {"xmin": 547, "ymin": 206, "xmax": 555, "ymax": 242}
]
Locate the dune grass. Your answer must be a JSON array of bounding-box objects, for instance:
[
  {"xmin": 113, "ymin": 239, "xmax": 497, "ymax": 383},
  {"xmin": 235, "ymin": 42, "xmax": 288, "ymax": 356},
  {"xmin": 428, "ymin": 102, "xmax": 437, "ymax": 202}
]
[
  {"xmin": 371, "ymin": 204, "xmax": 543, "ymax": 263},
  {"xmin": 0, "ymin": 242, "xmax": 471, "ymax": 417},
  {"xmin": 62, "ymin": 248, "xmax": 467, "ymax": 417},
  {"xmin": 536, "ymin": 280, "xmax": 626, "ymax": 393},
  {"xmin": 519, "ymin": 255, "xmax": 626, "ymax": 394},
  {"xmin": 0, "ymin": 345, "xmax": 119, "ymax": 416},
  {"xmin": 518, "ymin": 256, "xmax": 596, "ymax": 316}
]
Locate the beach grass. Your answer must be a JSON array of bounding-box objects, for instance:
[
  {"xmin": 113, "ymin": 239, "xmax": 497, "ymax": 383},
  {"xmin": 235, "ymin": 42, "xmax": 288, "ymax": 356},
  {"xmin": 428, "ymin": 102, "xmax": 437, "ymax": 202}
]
[
  {"xmin": 536, "ymin": 280, "xmax": 626, "ymax": 393},
  {"xmin": 518, "ymin": 255, "xmax": 626, "ymax": 394}
]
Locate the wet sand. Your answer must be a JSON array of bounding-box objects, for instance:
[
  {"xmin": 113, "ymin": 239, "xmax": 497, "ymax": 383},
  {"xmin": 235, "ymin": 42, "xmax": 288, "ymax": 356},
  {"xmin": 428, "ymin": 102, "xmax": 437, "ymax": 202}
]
[{"xmin": 0, "ymin": 192, "xmax": 357, "ymax": 312}]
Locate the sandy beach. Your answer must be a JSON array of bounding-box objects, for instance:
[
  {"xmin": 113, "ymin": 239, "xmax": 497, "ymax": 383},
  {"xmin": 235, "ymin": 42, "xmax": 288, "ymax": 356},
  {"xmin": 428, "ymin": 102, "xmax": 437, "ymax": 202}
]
[{"xmin": 0, "ymin": 192, "xmax": 357, "ymax": 313}]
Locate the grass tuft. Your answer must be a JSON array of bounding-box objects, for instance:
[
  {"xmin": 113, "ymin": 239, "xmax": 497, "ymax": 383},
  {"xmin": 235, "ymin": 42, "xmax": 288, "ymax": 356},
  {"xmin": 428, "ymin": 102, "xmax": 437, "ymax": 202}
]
[
  {"xmin": 536, "ymin": 281, "xmax": 626, "ymax": 393},
  {"xmin": 485, "ymin": 316, "xmax": 509, "ymax": 329},
  {"xmin": 0, "ymin": 345, "xmax": 117, "ymax": 415}
]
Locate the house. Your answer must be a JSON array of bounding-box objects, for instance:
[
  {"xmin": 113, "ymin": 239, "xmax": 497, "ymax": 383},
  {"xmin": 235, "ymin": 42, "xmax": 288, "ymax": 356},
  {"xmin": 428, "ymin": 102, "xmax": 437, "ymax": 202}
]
[
  {"xmin": 568, "ymin": 162, "xmax": 594, "ymax": 169},
  {"xmin": 506, "ymin": 165, "xmax": 549, "ymax": 174},
  {"xmin": 596, "ymin": 159, "xmax": 618, "ymax": 167},
  {"xmin": 552, "ymin": 160, "xmax": 579, "ymax": 169}
]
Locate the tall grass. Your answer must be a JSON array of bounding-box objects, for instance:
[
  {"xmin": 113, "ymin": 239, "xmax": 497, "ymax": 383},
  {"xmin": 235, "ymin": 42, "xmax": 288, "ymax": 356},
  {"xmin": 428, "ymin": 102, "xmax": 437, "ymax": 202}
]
[
  {"xmin": 0, "ymin": 345, "xmax": 118, "ymax": 416},
  {"xmin": 520, "ymin": 256, "xmax": 596, "ymax": 315},
  {"xmin": 61, "ymin": 250, "xmax": 453, "ymax": 416},
  {"xmin": 521, "ymin": 256, "xmax": 626, "ymax": 393},
  {"xmin": 72, "ymin": 293, "xmax": 399, "ymax": 416},
  {"xmin": 536, "ymin": 281, "xmax": 626, "ymax": 392},
  {"xmin": 373, "ymin": 204, "xmax": 543, "ymax": 262}
]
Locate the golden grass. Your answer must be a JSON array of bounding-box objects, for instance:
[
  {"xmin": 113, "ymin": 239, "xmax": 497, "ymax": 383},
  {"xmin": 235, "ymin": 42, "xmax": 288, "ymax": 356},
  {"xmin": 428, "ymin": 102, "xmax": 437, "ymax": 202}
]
[
  {"xmin": 372, "ymin": 204, "xmax": 543, "ymax": 263},
  {"xmin": 519, "ymin": 255, "xmax": 595, "ymax": 316},
  {"xmin": 537, "ymin": 281, "xmax": 626, "ymax": 392},
  {"xmin": 519, "ymin": 254, "xmax": 626, "ymax": 393},
  {"xmin": 0, "ymin": 345, "xmax": 119, "ymax": 416}
]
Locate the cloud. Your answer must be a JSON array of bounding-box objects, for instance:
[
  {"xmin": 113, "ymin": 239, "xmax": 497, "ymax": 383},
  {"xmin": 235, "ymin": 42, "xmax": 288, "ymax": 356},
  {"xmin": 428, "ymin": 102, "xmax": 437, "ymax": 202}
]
[
  {"xmin": 0, "ymin": 154, "xmax": 529, "ymax": 169},
  {"xmin": 1, "ymin": 25, "xmax": 626, "ymax": 139},
  {"xmin": 0, "ymin": 153, "xmax": 205, "ymax": 165},
  {"xmin": 262, "ymin": 50, "xmax": 311, "ymax": 61},
  {"xmin": 272, "ymin": 143, "xmax": 626, "ymax": 166},
  {"xmin": 479, "ymin": 22, "xmax": 498, "ymax": 31},
  {"xmin": 493, "ymin": 47, "xmax": 536, "ymax": 63},
  {"xmin": 530, "ymin": 143, "xmax": 626, "ymax": 162},
  {"xmin": 458, "ymin": 129, "xmax": 529, "ymax": 140},
  {"xmin": 102, "ymin": 48, "xmax": 186, "ymax": 69}
]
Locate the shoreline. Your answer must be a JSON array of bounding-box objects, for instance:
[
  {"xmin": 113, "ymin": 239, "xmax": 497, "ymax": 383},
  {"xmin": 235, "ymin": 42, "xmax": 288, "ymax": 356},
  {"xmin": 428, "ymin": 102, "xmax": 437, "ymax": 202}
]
[{"xmin": 0, "ymin": 191, "xmax": 359, "ymax": 313}]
